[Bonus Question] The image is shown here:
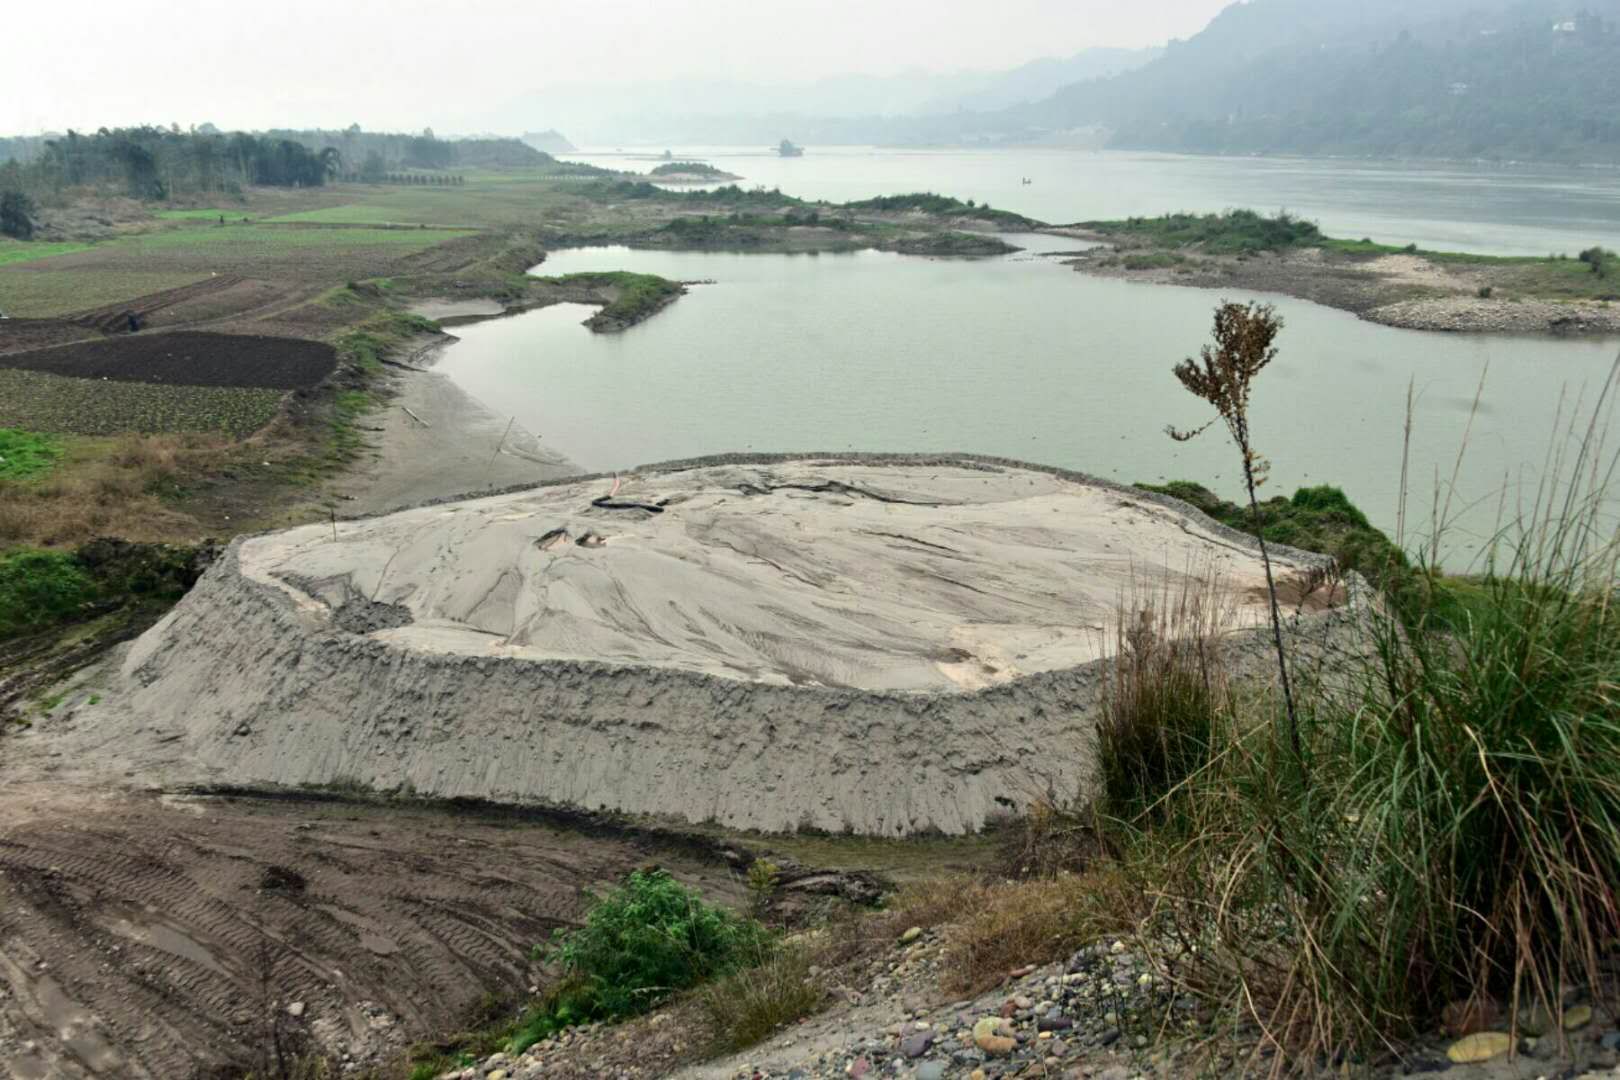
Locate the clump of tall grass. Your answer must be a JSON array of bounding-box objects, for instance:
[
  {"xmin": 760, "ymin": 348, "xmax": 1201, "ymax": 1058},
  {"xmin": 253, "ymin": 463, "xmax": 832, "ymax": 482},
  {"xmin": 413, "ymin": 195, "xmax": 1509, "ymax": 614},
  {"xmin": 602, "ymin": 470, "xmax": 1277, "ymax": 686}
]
[
  {"xmin": 1107, "ymin": 353, "xmax": 1620, "ymax": 1070},
  {"xmin": 1093, "ymin": 568, "xmax": 1234, "ymax": 828}
]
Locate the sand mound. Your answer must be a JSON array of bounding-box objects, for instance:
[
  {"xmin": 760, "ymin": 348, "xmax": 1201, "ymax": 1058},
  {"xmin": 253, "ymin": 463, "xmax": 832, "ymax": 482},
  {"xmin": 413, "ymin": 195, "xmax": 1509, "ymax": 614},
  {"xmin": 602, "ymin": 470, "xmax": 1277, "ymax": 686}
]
[{"xmin": 112, "ymin": 456, "xmax": 1347, "ymax": 835}]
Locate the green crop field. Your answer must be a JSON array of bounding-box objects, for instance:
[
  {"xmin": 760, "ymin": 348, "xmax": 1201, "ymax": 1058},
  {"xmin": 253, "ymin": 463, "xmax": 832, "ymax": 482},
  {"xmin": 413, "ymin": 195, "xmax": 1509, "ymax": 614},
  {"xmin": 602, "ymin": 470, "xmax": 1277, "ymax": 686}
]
[
  {"xmin": 155, "ymin": 209, "xmax": 252, "ymax": 221},
  {"xmin": 0, "ymin": 240, "xmax": 94, "ymax": 268},
  {"xmin": 0, "ymin": 269, "xmax": 213, "ymax": 317},
  {"xmin": 113, "ymin": 224, "xmax": 473, "ymax": 255},
  {"xmin": 0, "ymin": 368, "xmax": 285, "ymax": 436},
  {"xmin": 268, "ymin": 204, "xmax": 425, "ymax": 225}
]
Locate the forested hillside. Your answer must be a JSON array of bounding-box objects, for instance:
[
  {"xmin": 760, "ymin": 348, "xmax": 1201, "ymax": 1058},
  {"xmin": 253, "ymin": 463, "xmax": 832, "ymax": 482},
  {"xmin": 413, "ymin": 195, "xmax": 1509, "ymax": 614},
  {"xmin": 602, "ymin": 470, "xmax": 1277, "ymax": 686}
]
[{"xmin": 1013, "ymin": 0, "xmax": 1620, "ymax": 161}]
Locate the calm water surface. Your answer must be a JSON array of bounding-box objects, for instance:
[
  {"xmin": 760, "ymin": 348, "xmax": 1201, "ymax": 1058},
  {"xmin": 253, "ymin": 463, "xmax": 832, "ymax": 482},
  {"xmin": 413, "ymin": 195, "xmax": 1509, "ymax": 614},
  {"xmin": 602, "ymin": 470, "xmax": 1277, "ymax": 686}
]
[
  {"xmin": 435, "ymin": 241, "xmax": 1620, "ymax": 566},
  {"xmin": 569, "ymin": 146, "xmax": 1620, "ymax": 258}
]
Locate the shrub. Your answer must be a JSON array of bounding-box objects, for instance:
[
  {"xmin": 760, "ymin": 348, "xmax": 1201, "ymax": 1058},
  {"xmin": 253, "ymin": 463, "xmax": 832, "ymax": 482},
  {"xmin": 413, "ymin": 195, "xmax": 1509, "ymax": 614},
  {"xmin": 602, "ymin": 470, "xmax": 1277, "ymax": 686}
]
[
  {"xmin": 0, "ymin": 190, "xmax": 35, "ymax": 240},
  {"xmin": 1477, "ymin": 284, "xmax": 1495, "ymax": 299},
  {"xmin": 523, "ymin": 870, "xmax": 773, "ymax": 1046},
  {"xmin": 1579, "ymin": 246, "xmax": 1612, "ymax": 276}
]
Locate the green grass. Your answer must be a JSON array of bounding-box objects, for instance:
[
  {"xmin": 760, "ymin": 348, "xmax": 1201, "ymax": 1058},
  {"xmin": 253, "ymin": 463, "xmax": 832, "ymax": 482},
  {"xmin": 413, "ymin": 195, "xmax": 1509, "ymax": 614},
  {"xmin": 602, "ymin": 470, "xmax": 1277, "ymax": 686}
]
[
  {"xmin": 0, "ymin": 548, "xmax": 97, "ymax": 638},
  {"xmin": 842, "ymin": 191, "xmax": 1040, "ymax": 229},
  {"xmin": 1092, "ymin": 211, "xmax": 1620, "ymax": 302},
  {"xmin": 0, "ymin": 239, "xmax": 94, "ymax": 267},
  {"xmin": 536, "ymin": 271, "xmax": 683, "ymax": 327},
  {"xmin": 112, "ymin": 224, "xmax": 473, "ymax": 255},
  {"xmin": 1138, "ymin": 481, "xmax": 1404, "ymax": 587},
  {"xmin": 0, "ymin": 269, "xmax": 213, "ymax": 317},
  {"xmin": 0, "ymin": 429, "xmax": 62, "ymax": 480},
  {"xmin": 154, "ymin": 208, "xmax": 247, "ymax": 221},
  {"xmin": 268, "ymin": 204, "xmax": 424, "ymax": 225},
  {"xmin": 0, "ymin": 369, "xmax": 284, "ymax": 436},
  {"xmin": 1121, "ymin": 251, "xmax": 1187, "ymax": 271},
  {"xmin": 1087, "ymin": 210, "xmax": 1323, "ymax": 255}
]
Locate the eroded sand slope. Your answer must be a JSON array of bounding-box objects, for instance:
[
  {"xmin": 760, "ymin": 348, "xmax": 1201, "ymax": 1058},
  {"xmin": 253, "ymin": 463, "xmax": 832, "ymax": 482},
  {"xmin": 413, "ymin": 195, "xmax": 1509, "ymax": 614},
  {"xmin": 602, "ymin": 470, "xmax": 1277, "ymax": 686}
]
[{"xmin": 106, "ymin": 456, "xmax": 1341, "ymax": 835}]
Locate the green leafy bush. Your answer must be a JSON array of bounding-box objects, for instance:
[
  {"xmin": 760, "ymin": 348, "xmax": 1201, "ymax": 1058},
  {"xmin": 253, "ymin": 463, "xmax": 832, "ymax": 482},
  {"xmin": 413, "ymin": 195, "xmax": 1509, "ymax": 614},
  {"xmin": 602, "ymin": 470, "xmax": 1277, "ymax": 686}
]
[{"xmin": 518, "ymin": 870, "xmax": 772, "ymax": 1049}]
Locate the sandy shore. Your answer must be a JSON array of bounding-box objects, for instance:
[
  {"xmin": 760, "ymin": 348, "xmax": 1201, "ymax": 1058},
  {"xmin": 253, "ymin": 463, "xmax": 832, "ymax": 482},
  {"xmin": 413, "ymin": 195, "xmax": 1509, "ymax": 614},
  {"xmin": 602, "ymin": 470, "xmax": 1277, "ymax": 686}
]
[
  {"xmin": 327, "ymin": 336, "xmax": 580, "ymax": 517},
  {"xmin": 1061, "ymin": 238, "xmax": 1620, "ymax": 335}
]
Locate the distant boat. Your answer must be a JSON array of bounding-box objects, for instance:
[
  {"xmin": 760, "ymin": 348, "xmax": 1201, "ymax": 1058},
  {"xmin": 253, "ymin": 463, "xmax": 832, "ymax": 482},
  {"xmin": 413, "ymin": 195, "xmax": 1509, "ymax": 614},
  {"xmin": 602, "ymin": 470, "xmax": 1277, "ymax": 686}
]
[{"xmin": 778, "ymin": 139, "xmax": 805, "ymax": 158}]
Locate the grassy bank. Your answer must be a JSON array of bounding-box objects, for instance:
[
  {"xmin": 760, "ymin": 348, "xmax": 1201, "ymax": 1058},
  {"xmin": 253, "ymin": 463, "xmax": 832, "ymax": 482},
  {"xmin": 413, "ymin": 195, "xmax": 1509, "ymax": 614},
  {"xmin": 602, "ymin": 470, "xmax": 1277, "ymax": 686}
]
[
  {"xmin": 1084, "ymin": 209, "xmax": 1620, "ymax": 304},
  {"xmin": 532, "ymin": 271, "xmax": 686, "ymax": 331}
]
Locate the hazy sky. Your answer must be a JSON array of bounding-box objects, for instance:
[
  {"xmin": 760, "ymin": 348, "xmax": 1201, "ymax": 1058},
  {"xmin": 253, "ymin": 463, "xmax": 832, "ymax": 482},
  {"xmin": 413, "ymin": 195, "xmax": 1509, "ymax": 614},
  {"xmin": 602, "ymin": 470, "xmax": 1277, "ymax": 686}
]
[{"xmin": 9, "ymin": 0, "xmax": 1232, "ymax": 134}]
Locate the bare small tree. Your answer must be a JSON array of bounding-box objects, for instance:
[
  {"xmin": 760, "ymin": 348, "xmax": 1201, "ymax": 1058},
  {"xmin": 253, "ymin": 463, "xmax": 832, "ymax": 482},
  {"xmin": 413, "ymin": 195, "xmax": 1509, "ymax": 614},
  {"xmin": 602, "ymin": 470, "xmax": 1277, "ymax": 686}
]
[{"xmin": 1168, "ymin": 302, "xmax": 1301, "ymax": 764}]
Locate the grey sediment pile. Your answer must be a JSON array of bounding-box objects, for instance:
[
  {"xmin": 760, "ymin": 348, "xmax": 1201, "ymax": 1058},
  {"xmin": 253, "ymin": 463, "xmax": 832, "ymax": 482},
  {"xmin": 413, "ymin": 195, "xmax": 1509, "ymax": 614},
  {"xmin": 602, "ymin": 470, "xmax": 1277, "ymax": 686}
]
[{"xmin": 111, "ymin": 455, "xmax": 1356, "ymax": 836}]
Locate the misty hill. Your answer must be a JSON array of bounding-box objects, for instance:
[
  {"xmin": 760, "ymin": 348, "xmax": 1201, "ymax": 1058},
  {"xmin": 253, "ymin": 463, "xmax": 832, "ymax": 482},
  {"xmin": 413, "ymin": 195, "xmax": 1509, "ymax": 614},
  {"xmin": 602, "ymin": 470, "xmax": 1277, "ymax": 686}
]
[
  {"xmin": 523, "ymin": 130, "xmax": 578, "ymax": 154},
  {"xmin": 1001, "ymin": 0, "xmax": 1620, "ymax": 161},
  {"xmin": 490, "ymin": 47, "xmax": 1159, "ymax": 146}
]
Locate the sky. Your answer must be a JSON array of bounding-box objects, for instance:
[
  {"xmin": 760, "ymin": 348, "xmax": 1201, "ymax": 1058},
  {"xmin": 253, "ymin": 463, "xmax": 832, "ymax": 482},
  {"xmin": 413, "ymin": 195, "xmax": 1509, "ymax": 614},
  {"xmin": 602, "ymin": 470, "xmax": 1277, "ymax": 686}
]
[{"xmin": 7, "ymin": 0, "xmax": 1233, "ymax": 135}]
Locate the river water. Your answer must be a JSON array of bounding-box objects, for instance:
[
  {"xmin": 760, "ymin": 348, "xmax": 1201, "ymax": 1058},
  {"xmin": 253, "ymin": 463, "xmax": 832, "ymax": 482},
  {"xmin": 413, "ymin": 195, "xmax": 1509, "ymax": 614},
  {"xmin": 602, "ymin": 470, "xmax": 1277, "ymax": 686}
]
[
  {"xmin": 568, "ymin": 146, "xmax": 1620, "ymax": 258},
  {"xmin": 435, "ymin": 233, "xmax": 1620, "ymax": 567}
]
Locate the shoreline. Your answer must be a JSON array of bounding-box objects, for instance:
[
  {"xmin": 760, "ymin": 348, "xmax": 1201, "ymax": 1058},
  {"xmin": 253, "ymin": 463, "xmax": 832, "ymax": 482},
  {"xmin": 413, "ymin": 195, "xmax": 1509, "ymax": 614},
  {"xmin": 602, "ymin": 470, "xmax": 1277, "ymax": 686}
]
[{"xmin": 1055, "ymin": 228, "xmax": 1620, "ymax": 336}]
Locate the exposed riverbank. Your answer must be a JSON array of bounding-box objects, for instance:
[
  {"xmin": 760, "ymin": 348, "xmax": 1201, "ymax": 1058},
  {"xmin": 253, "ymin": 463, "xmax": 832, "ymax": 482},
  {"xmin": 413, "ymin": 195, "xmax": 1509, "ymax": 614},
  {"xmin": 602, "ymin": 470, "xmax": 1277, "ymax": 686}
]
[{"xmin": 1059, "ymin": 216, "xmax": 1620, "ymax": 335}]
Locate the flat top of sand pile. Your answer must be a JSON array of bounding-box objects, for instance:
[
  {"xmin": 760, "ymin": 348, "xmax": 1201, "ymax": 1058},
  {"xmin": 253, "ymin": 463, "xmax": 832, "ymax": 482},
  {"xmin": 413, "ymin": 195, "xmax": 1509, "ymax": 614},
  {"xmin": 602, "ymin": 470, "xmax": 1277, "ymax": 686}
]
[{"xmin": 243, "ymin": 460, "xmax": 1315, "ymax": 692}]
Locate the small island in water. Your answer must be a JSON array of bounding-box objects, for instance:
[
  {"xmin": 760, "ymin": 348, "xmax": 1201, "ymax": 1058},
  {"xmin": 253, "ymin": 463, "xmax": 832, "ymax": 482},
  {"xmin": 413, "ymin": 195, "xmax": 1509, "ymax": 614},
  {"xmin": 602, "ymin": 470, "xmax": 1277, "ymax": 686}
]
[{"xmin": 647, "ymin": 160, "xmax": 744, "ymax": 183}]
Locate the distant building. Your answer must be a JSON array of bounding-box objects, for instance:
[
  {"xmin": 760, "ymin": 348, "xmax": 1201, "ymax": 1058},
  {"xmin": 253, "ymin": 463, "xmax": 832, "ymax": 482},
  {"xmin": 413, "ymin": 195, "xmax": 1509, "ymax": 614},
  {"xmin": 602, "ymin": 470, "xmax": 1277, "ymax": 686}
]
[
  {"xmin": 1449, "ymin": 81, "xmax": 1471, "ymax": 96},
  {"xmin": 1554, "ymin": 20, "xmax": 1577, "ymax": 33}
]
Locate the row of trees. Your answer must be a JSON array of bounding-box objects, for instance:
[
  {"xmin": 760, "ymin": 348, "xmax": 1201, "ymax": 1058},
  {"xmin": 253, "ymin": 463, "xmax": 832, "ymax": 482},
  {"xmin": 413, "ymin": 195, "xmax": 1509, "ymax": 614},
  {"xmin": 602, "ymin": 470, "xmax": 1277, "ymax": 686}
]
[
  {"xmin": 3, "ymin": 127, "xmax": 339, "ymax": 199},
  {"xmin": 0, "ymin": 126, "xmax": 550, "ymax": 202}
]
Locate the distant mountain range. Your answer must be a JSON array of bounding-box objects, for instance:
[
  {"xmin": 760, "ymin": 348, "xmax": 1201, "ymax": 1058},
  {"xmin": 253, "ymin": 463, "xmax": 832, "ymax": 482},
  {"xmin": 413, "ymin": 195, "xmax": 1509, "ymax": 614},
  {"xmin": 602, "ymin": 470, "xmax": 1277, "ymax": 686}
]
[
  {"xmin": 488, "ymin": 47, "xmax": 1160, "ymax": 148},
  {"xmin": 505, "ymin": 0, "xmax": 1620, "ymax": 165}
]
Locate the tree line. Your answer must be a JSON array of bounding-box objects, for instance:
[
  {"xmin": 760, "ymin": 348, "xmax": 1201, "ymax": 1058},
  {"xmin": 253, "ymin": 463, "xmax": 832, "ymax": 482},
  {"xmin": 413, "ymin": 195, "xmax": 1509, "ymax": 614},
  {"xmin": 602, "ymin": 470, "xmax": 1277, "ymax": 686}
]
[
  {"xmin": 0, "ymin": 126, "xmax": 340, "ymax": 199},
  {"xmin": 0, "ymin": 125, "xmax": 552, "ymax": 205}
]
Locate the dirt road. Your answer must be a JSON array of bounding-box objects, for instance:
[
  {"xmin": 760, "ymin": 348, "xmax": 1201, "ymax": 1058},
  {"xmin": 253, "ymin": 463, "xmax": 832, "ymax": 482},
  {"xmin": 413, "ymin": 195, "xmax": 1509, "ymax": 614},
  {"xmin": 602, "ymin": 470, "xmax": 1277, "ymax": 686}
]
[{"xmin": 0, "ymin": 777, "xmax": 745, "ymax": 1079}]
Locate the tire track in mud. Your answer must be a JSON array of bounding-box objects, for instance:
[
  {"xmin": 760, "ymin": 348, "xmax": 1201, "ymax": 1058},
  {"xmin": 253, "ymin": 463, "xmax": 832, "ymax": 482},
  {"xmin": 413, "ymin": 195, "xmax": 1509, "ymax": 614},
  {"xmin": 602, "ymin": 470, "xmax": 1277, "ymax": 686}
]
[{"xmin": 0, "ymin": 785, "xmax": 747, "ymax": 1078}]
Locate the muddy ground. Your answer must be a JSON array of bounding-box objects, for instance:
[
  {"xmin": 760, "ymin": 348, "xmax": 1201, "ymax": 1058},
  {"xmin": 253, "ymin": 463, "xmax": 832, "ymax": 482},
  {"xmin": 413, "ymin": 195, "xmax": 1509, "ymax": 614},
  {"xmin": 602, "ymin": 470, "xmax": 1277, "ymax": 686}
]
[
  {"xmin": 0, "ymin": 331, "xmax": 337, "ymax": 389},
  {"xmin": 0, "ymin": 778, "xmax": 750, "ymax": 1079}
]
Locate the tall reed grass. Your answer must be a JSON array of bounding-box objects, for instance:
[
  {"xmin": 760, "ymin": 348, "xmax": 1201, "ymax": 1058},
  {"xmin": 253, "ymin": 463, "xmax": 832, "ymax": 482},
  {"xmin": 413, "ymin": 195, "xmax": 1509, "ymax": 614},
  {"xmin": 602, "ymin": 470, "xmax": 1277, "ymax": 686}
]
[{"xmin": 1091, "ymin": 354, "xmax": 1620, "ymax": 1070}]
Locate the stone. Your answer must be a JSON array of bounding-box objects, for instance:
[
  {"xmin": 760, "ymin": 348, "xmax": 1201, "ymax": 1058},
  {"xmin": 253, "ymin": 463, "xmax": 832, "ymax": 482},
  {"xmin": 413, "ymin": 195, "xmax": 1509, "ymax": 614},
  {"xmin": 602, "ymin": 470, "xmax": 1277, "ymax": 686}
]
[
  {"xmin": 286, "ymin": 1001, "xmax": 305, "ymax": 1018},
  {"xmin": 914, "ymin": 1065, "xmax": 946, "ymax": 1080},
  {"xmin": 1566, "ymin": 1004, "xmax": 1595, "ymax": 1031},
  {"xmin": 486, "ymin": 1072, "xmax": 507, "ymax": 1080},
  {"xmin": 1037, "ymin": 1016, "xmax": 1073, "ymax": 1032},
  {"xmin": 1601, "ymin": 1031, "xmax": 1620, "ymax": 1050},
  {"xmin": 899, "ymin": 927, "xmax": 923, "ymax": 945},
  {"xmin": 973, "ymin": 1017, "xmax": 1017, "ymax": 1057},
  {"xmin": 1447, "ymin": 1032, "xmax": 1514, "ymax": 1064},
  {"xmin": 901, "ymin": 1031, "xmax": 936, "ymax": 1059}
]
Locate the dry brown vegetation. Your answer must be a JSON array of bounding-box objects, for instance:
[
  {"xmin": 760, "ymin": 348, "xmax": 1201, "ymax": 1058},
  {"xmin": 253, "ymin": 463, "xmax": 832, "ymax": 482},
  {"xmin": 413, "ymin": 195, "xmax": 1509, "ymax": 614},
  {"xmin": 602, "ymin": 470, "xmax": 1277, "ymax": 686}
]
[
  {"xmin": 0, "ymin": 433, "xmax": 226, "ymax": 547},
  {"xmin": 894, "ymin": 867, "xmax": 1144, "ymax": 997}
]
